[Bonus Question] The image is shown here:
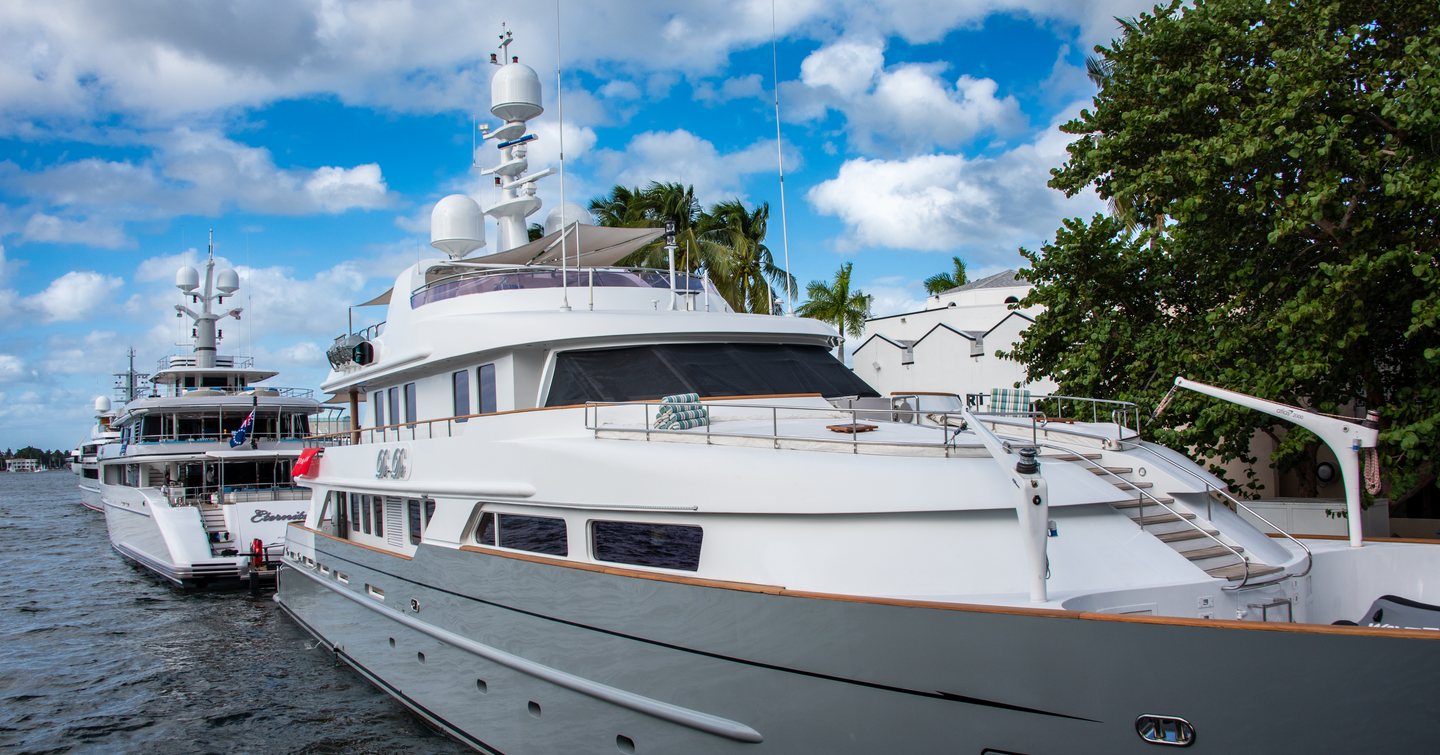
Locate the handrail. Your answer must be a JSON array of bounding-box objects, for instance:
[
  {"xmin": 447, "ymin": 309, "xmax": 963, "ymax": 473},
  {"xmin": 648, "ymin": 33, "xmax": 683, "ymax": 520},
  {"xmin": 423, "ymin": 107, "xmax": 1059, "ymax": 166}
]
[
  {"xmin": 1038, "ymin": 439, "xmax": 1263, "ymax": 590},
  {"xmin": 964, "ymin": 392, "xmax": 1143, "ymax": 444},
  {"xmin": 1129, "ymin": 443, "xmax": 1314, "ymax": 580},
  {"xmin": 584, "ymin": 399, "xmax": 975, "ymax": 457}
]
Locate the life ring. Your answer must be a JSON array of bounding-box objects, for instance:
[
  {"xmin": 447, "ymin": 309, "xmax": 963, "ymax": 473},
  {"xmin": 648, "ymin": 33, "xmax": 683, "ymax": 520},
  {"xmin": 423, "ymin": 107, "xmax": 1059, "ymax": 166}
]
[{"xmin": 251, "ymin": 538, "xmax": 264, "ymax": 569}]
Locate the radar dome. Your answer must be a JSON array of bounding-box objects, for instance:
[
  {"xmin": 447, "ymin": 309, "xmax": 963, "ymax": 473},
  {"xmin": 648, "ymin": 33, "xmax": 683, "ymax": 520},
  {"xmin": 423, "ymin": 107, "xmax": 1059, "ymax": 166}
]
[
  {"xmin": 216, "ymin": 268, "xmax": 240, "ymax": 295},
  {"xmin": 491, "ymin": 62, "xmax": 543, "ymax": 122},
  {"xmin": 544, "ymin": 203, "xmax": 595, "ymax": 236},
  {"xmin": 431, "ymin": 194, "xmax": 486, "ymax": 258},
  {"xmin": 175, "ymin": 266, "xmax": 199, "ymax": 292},
  {"xmin": 94, "ymin": 396, "xmax": 111, "ymax": 413}
]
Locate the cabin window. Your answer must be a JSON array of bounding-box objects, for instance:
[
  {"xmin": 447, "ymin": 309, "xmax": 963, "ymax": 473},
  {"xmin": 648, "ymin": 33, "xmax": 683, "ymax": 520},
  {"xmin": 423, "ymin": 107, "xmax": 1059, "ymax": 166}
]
[
  {"xmin": 424, "ymin": 499, "xmax": 436, "ymax": 527},
  {"xmin": 318, "ymin": 494, "xmax": 333, "ymax": 529},
  {"xmin": 591, "ymin": 521, "xmax": 703, "ymax": 571},
  {"xmin": 404, "ymin": 383, "xmax": 417, "ymax": 426},
  {"xmin": 372, "ymin": 391, "xmax": 385, "ymax": 428},
  {"xmin": 388, "ymin": 387, "xmax": 400, "ymax": 433},
  {"xmin": 360, "ymin": 495, "xmax": 373, "ymax": 534},
  {"xmin": 373, "ymin": 497, "xmax": 385, "ymax": 538},
  {"xmin": 408, "ymin": 499, "xmax": 423, "ymax": 545},
  {"xmin": 335, "ymin": 491, "xmax": 349, "ymax": 536},
  {"xmin": 453, "ymin": 370, "xmax": 470, "ymax": 421},
  {"xmin": 350, "ymin": 494, "xmax": 362, "ymax": 533},
  {"xmin": 479, "ymin": 364, "xmax": 497, "ymax": 414},
  {"xmin": 476, "ymin": 511, "xmax": 496, "ymax": 546},
  {"xmin": 498, "ymin": 514, "xmax": 567, "ymax": 556}
]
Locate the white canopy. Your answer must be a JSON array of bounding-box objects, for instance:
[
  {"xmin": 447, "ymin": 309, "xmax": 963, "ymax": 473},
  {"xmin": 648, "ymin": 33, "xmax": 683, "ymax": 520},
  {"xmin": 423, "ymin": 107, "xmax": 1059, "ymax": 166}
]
[{"xmin": 468, "ymin": 223, "xmax": 663, "ymax": 267}]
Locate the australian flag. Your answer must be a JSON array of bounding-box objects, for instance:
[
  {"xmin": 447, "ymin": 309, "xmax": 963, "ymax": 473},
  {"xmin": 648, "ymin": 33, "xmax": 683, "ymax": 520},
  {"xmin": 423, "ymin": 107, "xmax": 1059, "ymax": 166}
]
[{"xmin": 230, "ymin": 408, "xmax": 256, "ymax": 448}]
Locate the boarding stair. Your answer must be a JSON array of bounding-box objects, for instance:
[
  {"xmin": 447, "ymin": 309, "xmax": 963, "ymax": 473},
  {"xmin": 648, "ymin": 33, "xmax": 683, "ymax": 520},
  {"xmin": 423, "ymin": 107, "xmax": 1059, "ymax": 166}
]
[
  {"xmin": 1045, "ymin": 450, "xmax": 1285, "ymax": 586},
  {"xmin": 199, "ymin": 504, "xmax": 236, "ymax": 556}
]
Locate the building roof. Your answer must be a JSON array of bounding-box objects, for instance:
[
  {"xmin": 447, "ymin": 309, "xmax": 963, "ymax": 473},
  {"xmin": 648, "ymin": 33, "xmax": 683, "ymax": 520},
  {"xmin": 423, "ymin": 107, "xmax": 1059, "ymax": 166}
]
[{"xmin": 944, "ymin": 269, "xmax": 1025, "ymax": 294}]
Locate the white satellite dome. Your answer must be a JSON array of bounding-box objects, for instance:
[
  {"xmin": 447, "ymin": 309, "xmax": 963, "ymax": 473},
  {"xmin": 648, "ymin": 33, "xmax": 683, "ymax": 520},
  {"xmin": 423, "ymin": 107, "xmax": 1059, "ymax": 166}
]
[
  {"xmin": 490, "ymin": 62, "xmax": 543, "ymax": 123},
  {"xmin": 94, "ymin": 396, "xmax": 112, "ymax": 413},
  {"xmin": 216, "ymin": 268, "xmax": 240, "ymax": 295},
  {"xmin": 431, "ymin": 194, "xmax": 486, "ymax": 258},
  {"xmin": 175, "ymin": 266, "xmax": 199, "ymax": 292},
  {"xmin": 543, "ymin": 203, "xmax": 595, "ymax": 236}
]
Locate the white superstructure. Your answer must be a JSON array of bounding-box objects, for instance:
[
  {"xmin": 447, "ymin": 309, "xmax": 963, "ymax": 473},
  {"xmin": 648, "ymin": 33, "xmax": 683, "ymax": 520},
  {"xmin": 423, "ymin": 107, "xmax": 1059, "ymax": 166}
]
[
  {"xmin": 98, "ymin": 237, "xmax": 322, "ymax": 587},
  {"xmin": 277, "ymin": 27, "xmax": 1440, "ymax": 754}
]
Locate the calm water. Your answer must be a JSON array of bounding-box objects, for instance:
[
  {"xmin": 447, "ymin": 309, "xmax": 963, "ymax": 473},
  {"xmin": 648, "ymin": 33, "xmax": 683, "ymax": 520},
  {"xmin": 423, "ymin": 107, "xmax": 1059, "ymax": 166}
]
[{"xmin": 0, "ymin": 472, "xmax": 469, "ymax": 754}]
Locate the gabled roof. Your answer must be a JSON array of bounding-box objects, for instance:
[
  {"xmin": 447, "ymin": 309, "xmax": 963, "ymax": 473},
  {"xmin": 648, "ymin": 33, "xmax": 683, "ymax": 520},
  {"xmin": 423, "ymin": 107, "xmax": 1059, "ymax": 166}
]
[{"xmin": 942, "ymin": 268, "xmax": 1026, "ymax": 294}]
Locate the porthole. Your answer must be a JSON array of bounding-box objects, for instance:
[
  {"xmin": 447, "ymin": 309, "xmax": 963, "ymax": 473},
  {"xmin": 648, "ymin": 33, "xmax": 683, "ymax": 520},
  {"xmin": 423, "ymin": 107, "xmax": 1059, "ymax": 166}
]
[
  {"xmin": 388, "ymin": 637, "xmax": 396, "ymax": 648},
  {"xmin": 528, "ymin": 701, "xmax": 542, "ymax": 718},
  {"xmin": 476, "ymin": 678, "xmax": 488, "ymax": 694},
  {"xmin": 616, "ymin": 735, "xmax": 636, "ymax": 753},
  {"xmin": 417, "ymin": 651, "xmax": 426, "ymax": 664}
]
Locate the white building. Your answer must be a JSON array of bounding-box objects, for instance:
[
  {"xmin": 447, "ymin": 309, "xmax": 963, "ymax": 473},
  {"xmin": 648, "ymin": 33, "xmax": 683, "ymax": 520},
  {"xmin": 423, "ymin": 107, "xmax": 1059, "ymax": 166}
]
[
  {"xmin": 854, "ymin": 270, "xmax": 1056, "ymax": 400},
  {"xmin": 7, "ymin": 458, "xmax": 42, "ymax": 472}
]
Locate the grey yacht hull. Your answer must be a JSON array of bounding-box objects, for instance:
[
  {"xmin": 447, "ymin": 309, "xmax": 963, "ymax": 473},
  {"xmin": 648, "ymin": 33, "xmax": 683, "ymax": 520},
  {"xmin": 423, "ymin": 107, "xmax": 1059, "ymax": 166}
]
[{"xmin": 278, "ymin": 531, "xmax": 1439, "ymax": 754}]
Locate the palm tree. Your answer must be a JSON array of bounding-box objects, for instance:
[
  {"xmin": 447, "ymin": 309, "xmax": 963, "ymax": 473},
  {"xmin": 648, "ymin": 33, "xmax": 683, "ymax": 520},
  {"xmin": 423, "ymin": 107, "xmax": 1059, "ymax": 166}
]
[
  {"xmin": 796, "ymin": 262, "xmax": 871, "ymax": 362},
  {"xmin": 923, "ymin": 256, "xmax": 968, "ymax": 294},
  {"xmin": 701, "ymin": 200, "xmax": 795, "ymax": 313}
]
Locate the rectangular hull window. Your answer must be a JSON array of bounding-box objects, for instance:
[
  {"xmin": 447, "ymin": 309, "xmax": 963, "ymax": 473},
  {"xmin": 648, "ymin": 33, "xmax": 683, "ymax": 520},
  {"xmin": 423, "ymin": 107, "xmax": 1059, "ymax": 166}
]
[
  {"xmin": 593, "ymin": 521, "xmax": 703, "ymax": 571},
  {"xmin": 404, "ymin": 383, "xmax": 417, "ymax": 426},
  {"xmin": 453, "ymin": 370, "xmax": 470, "ymax": 421},
  {"xmin": 479, "ymin": 364, "xmax": 497, "ymax": 414},
  {"xmin": 408, "ymin": 499, "xmax": 423, "ymax": 545}
]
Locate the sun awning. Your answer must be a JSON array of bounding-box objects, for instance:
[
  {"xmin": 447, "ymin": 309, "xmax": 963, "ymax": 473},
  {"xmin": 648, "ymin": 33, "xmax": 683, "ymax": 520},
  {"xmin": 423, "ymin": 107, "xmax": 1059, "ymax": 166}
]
[
  {"xmin": 204, "ymin": 449, "xmax": 303, "ymax": 459},
  {"xmin": 468, "ymin": 224, "xmax": 663, "ymax": 268},
  {"xmin": 357, "ymin": 288, "xmax": 392, "ymax": 306}
]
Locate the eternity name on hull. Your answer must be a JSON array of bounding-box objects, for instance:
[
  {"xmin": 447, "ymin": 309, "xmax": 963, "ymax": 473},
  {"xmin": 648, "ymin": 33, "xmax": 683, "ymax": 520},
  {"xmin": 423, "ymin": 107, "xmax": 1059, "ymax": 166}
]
[{"xmin": 278, "ymin": 26, "xmax": 1440, "ymax": 755}]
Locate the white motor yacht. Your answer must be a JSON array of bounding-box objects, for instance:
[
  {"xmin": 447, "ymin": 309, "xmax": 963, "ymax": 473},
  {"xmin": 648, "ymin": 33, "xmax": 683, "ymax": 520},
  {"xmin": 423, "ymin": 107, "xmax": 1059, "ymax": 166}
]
[
  {"xmin": 278, "ymin": 31, "xmax": 1440, "ymax": 754},
  {"xmin": 99, "ymin": 239, "xmax": 322, "ymax": 588}
]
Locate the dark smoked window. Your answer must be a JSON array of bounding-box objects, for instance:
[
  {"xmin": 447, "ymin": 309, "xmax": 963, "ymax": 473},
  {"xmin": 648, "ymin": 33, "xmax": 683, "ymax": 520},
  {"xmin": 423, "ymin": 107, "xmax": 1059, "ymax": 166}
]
[
  {"xmin": 373, "ymin": 497, "xmax": 385, "ymax": 538},
  {"xmin": 475, "ymin": 512, "xmax": 496, "ymax": 546},
  {"xmin": 360, "ymin": 494, "xmax": 372, "ymax": 534},
  {"xmin": 453, "ymin": 370, "xmax": 470, "ymax": 421},
  {"xmin": 408, "ymin": 499, "xmax": 422, "ymax": 545},
  {"xmin": 498, "ymin": 514, "xmax": 567, "ymax": 556},
  {"xmin": 592, "ymin": 521, "xmax": 703, "ymax": 571}
]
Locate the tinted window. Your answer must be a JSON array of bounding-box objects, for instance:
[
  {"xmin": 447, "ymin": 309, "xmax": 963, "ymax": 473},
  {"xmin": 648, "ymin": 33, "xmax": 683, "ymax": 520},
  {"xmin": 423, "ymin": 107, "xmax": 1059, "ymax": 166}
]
[
  {"xmin": 404, "ymin": 383, "xmax": 417, "ymax": 425},
  {"xmin": 453, "ymin": 370, "xmax": 470, "ymax": 421},
  {"xmin": 545, "ymin": 343, "xmax": 879, "ymax": 406},
  {"xmin": 360, "ymin": 494, "xmax": 372, "ymax": 533},
  {"xmin": 372, "ymin": 392, "xmax": 384, "ymax": 427},
  {"xmin": 388, "ymin": 387, "xmax": 399, "ymax": 431},
  {"xmin": 372, "ymin": 497, "xmax": 385, "ymax": 538},
  {"xmin": 593, "ymin": 521, "xmax": 703, "ymax": 571},
  {"xmin": 408, "ymin": 499, "xmax": 423, "ymax": 545},
  {"xmin": 424, "ymin": 499, "xmax": 436, "ymax": 525},
  {"xmin": 499, "ymin": 514, "xmax": 567, "ymax": 556},
  {"xmin": 475, "ymin": 511, "xmax": 496, "ymax": 545},
  {"xmin": 479, "ymin": 364, "xmax": 497, "ymax": 414}
]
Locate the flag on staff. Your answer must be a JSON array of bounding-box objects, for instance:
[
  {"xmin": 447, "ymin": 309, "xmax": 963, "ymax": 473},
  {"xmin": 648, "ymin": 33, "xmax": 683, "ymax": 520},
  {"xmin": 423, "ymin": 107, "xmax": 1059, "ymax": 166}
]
[{"xmin": 230, "ymin": 408, "xmax": 256, "ymax": 448}]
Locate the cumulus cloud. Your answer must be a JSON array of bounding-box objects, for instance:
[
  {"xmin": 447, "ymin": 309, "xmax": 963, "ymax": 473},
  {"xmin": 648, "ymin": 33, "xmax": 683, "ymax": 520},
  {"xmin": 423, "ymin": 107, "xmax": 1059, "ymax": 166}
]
[
  {"xmin": 807, "ymin": 103, "xmax": 1105, "ymax": 266},
  {"xmin": 590, "ymin": 130, "xmax": 791, "ymax": 206},
  {"xmin": 0, "ymin": 353, "xmax": 23, "ymax": 382},
  {"xmin": 790, "ymin": 39, "xmax": 1023, "ymax": 154},
  {"xmin": 21, "ymin": 212, "xmax": 130, "ymax": 248},
  {"xmin": 26, "ymin": 270, "xmax": 124, "ymax": 322}
]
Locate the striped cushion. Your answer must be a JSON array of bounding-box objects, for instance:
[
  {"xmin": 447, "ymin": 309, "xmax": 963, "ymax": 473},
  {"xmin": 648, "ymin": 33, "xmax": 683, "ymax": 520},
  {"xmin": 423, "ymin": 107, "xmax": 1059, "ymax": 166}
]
[
  {"xmin": 656, "ymin": 393, "xmax": 709, "ymax": 429},
  {"xmin": 990, "ymin": 388, "xmax": 1033, "ymax": 416}
]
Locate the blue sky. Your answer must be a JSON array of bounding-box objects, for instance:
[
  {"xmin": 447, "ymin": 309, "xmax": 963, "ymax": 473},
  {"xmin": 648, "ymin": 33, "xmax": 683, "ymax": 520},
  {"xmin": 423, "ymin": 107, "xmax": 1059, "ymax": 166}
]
[{"xmin": 0, "ymin": 0, "xmax": 1148, "ymax": 451}]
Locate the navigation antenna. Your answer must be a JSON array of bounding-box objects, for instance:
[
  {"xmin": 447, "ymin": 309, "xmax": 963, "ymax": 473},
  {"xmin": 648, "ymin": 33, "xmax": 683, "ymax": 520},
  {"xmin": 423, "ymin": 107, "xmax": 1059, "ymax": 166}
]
[
  {"xmin": 554, "ymin": 0, "xmax": 572, "ymax": 310},
  {"xmin": 771, "ymin": 0, "xmax": 794, "ymax": 316}
]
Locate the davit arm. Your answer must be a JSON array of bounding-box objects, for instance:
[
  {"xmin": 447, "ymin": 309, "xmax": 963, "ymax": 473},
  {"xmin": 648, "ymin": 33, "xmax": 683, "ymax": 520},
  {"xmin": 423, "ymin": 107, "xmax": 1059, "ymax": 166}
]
[{"xmin": 1172, "ymin": 376, "xmax": 1379, "ymax": 547}]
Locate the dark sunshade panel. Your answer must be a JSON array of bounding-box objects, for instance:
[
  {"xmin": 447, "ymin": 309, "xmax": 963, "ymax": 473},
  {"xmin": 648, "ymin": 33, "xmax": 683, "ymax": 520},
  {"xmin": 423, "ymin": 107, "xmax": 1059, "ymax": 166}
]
[{"xmin": 545, "ymin": 343, "xmax": 879, "ymax": 406}]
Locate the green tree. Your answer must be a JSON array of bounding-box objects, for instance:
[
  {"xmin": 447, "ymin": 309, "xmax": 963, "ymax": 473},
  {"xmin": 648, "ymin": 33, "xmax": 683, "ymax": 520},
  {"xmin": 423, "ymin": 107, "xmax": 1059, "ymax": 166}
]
[
  {"xmin": 923, "ymin": 256, "xmax": 969, "ymax": 295},
  {"xmin": 1012, "ymin": 0, "xmax": 1440, "ymax": 502},
  {"xmin": 703, "ymin": 199, "xmax": 796, "ymax": 313},
  {"xmin": 796, "ymin": 262, "xmax": 872, "ymax": 363}
]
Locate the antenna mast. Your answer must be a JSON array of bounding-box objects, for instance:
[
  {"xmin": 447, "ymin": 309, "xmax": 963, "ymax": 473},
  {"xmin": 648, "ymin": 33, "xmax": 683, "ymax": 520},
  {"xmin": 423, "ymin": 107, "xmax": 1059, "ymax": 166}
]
[{"xmin": 771, "ymin": 0, "xmax": 794, "ymax": 316}]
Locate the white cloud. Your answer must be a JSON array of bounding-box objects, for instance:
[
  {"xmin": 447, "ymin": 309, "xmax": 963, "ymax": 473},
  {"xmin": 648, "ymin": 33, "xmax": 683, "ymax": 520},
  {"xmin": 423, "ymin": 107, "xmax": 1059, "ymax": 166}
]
[
  {"xmin": 590, "ymin": 130, "xmax": 789, "ymax": 206},
  {"xmin": 0, "ymin": 353, "xmax": 23, "ymax": 382},
  {"xmin": 695, "ymin": 74, "xmax": 766, "ymax": 104},
  {"xmin": 791, "ymin": 40, "xmax": 1023, "ymax": 154},
  {"xmin": 26, "ymin": 270, "xmax": 124, "ymax": 322},
  {"xmin": 807, "ymin": 103, "xmax": 1105, "ymax": 266},
  {"xmin": 21, "ymin": 212, "xmax": 129, "ymax": 248},
  {"xmin": 41, "ymin": 330, "xmax": 118, "ymax": 375},
  {"xmin": 599, "ymin": 80, "xmax": 641, "ymax": 100}
]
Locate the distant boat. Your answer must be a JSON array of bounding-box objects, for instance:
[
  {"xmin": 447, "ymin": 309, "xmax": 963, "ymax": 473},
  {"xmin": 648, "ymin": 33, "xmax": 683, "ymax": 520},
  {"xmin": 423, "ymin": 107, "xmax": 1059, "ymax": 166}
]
[{"xmin": 98, "ymin": 236, "xmax": 323, "ymax": 588}]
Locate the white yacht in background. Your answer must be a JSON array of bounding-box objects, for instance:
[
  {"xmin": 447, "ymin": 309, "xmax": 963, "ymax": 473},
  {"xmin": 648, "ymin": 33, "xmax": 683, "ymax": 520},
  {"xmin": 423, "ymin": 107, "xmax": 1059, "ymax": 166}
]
[
  {"xmin": 99, "ymin": 239, "xmax": 322, "ymax": 588},
  {"xmin": 75, "ymin": 352, "xmax": 141, "ymax": 511},
  {"xmin": 278, "ymin": 30, "xmax": 1440, "ymax": 754}
]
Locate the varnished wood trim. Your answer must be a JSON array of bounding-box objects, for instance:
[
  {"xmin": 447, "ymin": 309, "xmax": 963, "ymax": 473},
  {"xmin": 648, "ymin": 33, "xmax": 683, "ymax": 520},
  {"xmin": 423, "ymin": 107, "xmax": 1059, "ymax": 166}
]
[
  {"xmin": 890, "ymin": 391, "xmax": 960, "ymax": 397},
  {"xmin": 456, "ymin": 540, "xmax": 1440, "ymax": 640},
  {"xmin": 458, "ymin": 545, "xmax": 786, "ymax": 594},
  {"xmin": 697, "ymin": 392, "xmax": 823, "ymax": 402},
  {"xmin": 1270, "ymin": 532, "xmax": 1440, "ymax": 545},
  {"xmin": 292, "ymin": 523, "xmax": 414, "ymax": 560}
]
